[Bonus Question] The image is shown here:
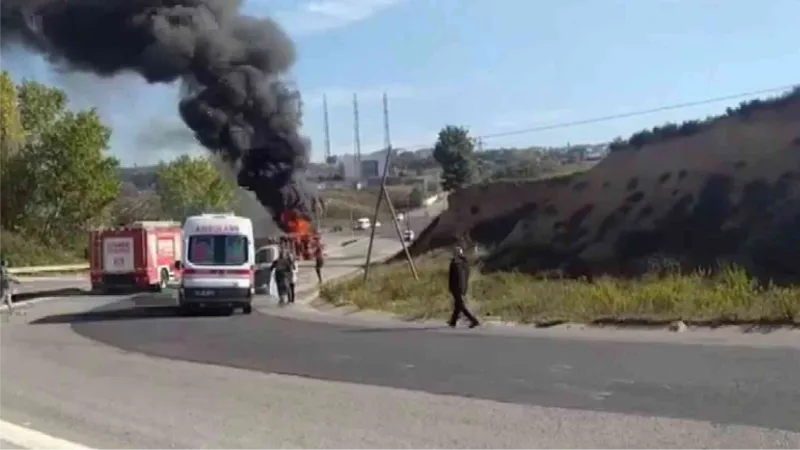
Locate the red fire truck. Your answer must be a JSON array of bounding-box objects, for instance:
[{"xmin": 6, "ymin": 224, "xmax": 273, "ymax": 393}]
[{"xmin": 89, "ymin": 221, "xmax": 183, "ymax": 293}]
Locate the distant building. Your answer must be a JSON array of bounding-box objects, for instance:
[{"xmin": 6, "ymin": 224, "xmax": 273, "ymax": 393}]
[
  {"xmin": 339, "ymin": 149, "xmax": 388, "ymax": 180},
  {"xmin": 360, "ymin": 160, "xmax": 379, "ymax": 178}
]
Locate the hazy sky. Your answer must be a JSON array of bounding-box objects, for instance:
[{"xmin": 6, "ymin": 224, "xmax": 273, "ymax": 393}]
[{"xmin": 2, "ymin": 0, "xmax": 798, "ymax": 166}]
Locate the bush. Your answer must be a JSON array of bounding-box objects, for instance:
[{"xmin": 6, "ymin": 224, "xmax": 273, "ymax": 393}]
[
  {"xmin": 320, "ymin": 256, "xmax": 800, "ymax": 325},
  {"xmin": 1, "ymin": 229, "xmax": 86, "ymax": 267}
]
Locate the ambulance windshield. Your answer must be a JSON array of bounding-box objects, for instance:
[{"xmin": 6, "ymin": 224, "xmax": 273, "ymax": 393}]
[{"xmin": 187, "ymin": 235, "xmax": 249, "ymax": 266}]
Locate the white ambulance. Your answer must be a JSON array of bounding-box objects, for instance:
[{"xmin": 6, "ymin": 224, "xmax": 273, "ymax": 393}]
[{"xmin": 175, "ymin": 213, "xmax": 255, "ymax": 315}]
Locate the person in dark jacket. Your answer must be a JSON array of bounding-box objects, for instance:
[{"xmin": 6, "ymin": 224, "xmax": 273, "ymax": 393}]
[
  {"xmin": 314, "ymin": 246, "xmax": 324, "ymax": 284},
  {"xmin": 447, "ymin": 245, "xmax": 480, "ymax": 328},
  {"xmin": 270, "ymin": 250, "xmax": 293, "ymax": 305}
]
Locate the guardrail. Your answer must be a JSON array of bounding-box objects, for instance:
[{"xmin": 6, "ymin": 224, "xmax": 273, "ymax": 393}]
[{"xmin": 8, "ymin": 263, "xmax": 90, "ymax": 275}]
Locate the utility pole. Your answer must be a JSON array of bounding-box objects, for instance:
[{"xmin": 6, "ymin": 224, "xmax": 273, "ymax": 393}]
[
  {"xmin": 353, "ymin": 93, "xmax": 362, "ymax": 180},
  {"xmin": 323, "ymin": 94, "xmax": 332, "ymax": 163},
  {"xmin": 363, "ymin": 92, "xmax": 419, "ymax": 281}
]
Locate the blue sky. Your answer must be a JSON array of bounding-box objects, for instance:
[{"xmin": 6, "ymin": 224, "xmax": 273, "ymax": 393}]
[{"xmin": 3, "ymin": 0, "xmax": 799, "ymax": 166}]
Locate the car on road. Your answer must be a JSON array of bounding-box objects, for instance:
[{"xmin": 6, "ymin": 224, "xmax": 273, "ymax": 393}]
[
  {"xmin": 353, "ymin": 217, "xmax": 381, "ymax": 230},
  {"xmin": 403, "ymin": 229, "xmax": 415, "ymax": 242}
]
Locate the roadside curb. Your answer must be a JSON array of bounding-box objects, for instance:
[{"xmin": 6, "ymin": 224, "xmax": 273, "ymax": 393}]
[
  {"xmin": 340, "ymin": 238, "xmax": 359, "ymax": 247},
  {"xmin": 307, "ymin": 291, "xmax": 799, "ymax": 335}
]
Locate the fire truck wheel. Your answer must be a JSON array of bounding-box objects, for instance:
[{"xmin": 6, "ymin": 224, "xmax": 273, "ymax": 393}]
[{"xmin": 242, "ymin": 303, "xmax": 253, "ymax": 314}]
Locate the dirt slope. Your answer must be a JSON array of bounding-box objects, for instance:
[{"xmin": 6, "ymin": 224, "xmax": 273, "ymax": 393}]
[
  {"xmin": 489, "ymin": 89, "xmax": 800, "ymax": 278},
  {"xmin": 400, "ymin": 174, "xmax": 577, "ymax": 260},
  {"xmin": 408, "ymin": 88, "xmax": 800, "ymax": 280}
]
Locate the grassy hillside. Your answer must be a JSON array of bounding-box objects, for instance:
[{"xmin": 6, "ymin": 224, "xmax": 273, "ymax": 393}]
[{"xmin": 407, "ymin": 87, "xmax": 800, "ymax": 282}]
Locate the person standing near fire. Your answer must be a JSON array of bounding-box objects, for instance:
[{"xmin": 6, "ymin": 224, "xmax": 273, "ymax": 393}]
[
  {"xmin": 270, "ymin": 249, "xmax": 293, "ymax": 306},
  {"xmin": 288, "ymin": 250, "xmax": 298, "ymax": 304},
  {"xmin": 314, "ymin": 245, "xmax": 324, "ymax": 284}
]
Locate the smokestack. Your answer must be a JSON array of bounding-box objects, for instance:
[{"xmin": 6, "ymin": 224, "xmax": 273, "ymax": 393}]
[
  {"xmin": 353, "ymin": 93, "xmax": 362, "ymax": 180},
  {"xmin": 1, "ymin": 0, "xmax": 315, "ymax": 232},
  {"xmin": 323, "ymin": 94, "xmax": 331, "ymax": 162}
]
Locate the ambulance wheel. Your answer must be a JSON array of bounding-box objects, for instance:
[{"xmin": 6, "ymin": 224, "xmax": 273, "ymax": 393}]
[{"xmin": 242, "ymin": 303, "xmax": 253, "ymax": 315}]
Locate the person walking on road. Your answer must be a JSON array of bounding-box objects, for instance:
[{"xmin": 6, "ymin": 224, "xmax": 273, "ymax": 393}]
[
  {"xmin": 270, "ymin": 249, "xmax": 293, "ymax": 306},
  {"xmin": 314, "ymin": 246, "xmax": 324, "ymax": 284},
  {"xmin": 1, "ymin": 259, "xmax": 21, "ymax": 315},
  {"xmin": 447, "ymin": 245, "xmax": 480, "ymax": 328}
]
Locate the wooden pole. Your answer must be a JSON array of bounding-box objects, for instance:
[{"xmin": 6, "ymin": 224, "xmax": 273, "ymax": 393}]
[
  {"xmin": 382, "ymin": 185, "xmax": 419, "ymax": 280},
  {"xmin": 363, "ymin": 146, "xmax": 392, "ymax": 281},
  {"xmin": 364, "ymin": 92, "xmax": 419, "ymax": 280}
]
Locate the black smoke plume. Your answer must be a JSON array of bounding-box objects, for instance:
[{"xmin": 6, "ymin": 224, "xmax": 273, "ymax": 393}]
[{"xmin": 1, "ymin": 0, "xmax": 316, "ymax": 230}]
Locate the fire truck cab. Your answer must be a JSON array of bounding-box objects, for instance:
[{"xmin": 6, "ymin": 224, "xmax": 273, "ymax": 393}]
[
  {"xmin": 176, "ymin": 213, "xmax": 255, "ymax": 315},
  {"xmin": 89, "ymin": 221, "xmax": 182, "ymax": 293}
]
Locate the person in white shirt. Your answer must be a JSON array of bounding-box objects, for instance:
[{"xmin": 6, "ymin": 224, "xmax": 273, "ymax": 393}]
[{"xmin": 288, "ymin": 251, "xmax": 299, "ymax": 304}]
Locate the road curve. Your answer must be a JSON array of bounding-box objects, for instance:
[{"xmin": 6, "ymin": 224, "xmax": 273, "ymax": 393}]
[
  {"xmin": 3, "ymin": 296, "xmax": 800, "ymax": 448},
  {"xmin": 61, "ymin": 300, "xmax": 800, "ymax": 433}
]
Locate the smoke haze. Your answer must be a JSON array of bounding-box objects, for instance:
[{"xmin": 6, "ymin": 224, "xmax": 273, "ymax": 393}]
[{"xmin": 1, "ymin": 0, "xmax": 316, "ymax": 229}]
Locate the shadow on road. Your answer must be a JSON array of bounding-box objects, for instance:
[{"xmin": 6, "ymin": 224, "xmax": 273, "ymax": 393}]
[
  {"xmin": 341, "ymin": 325, "xmax": 445, "ymax": 334},
  {"xmin": 29, "ymin": 306, "xmax": 183, "ymax": 325},
  {"xmin": 12, "ymin": 288, "xmax": 90, "ymax": 303}
]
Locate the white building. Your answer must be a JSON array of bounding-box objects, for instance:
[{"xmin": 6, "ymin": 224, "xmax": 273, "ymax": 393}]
[{"xmin": 338, "ymin": 149, "xmax": 388, "ymax": 180}]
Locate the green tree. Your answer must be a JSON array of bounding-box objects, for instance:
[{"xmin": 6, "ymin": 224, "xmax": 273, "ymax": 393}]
[
  {"xmin": 109, "ymin": 182, "xmax": 164, "ymax": 226},
  {"xmin": 0, "ymin": 71, "xmax": 28, "ymax": 229},
  {"xmin": 156, "ymin": 154, "xmax": 235, "ymax": 220},
  {"xmin": 1, "ymin": 75, "xmax": 120, "ymax": 245},
  {"xmin": 432, "ymin": 125, "xmax": 476, "ymax": 191},
  {"xmin": 0, "ymin": 71, "xmax": 25, "ymax": 157},
  {"xmin": 408, "ymin": 185, "xmax": 425, "ymax": 208}
]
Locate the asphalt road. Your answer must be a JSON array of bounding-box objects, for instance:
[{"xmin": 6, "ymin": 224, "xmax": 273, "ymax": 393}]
[
  {"xmin": 2, "ymin": 229, "xmax": 800, "ymax": 448},
  {"xmin": 9, "ymin": 274, "xmax": 89, "ymax": 302},
  {"xmin": 56, "ymin": 302, "xmax": 800, "ymax": 433},
  {"xmin": 342, "ymin": 195, "xmax": 446, "ymax": 242}
]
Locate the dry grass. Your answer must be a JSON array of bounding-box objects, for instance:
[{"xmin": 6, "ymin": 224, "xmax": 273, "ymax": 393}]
[{"xmin": 320, "ymin": 255, "xmax": 800, "ymax": 326}]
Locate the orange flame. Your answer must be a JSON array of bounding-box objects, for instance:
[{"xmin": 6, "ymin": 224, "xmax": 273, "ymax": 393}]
[{"xmin": 280, "ymin": 210, "xmax": 311, "ymax": 236}]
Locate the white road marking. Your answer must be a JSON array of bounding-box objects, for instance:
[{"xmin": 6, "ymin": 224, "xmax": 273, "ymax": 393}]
[
  {"xmin": 0, "ymin": 297, "xmax": 57, "ymax": 313},
  {"xmin": 0, "ymin": 419, "xmax": 92, "ymax": 449}
]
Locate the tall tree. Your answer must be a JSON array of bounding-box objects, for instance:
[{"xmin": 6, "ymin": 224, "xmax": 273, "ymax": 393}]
[
  {"xmin": 432, "ymin": 125, "xmax": 476, "ymax": 191},
  {"xmin": 1, "ymin": 76, "xmax": 120, "ymax": 244},
  {"xmin": 109, "ymin": 182, "xmax": 164, "ymax": 226},
  {"xmin": 0, "ymin": 71, "xmax": 27, "ymax": 229},
  {"xmin": 0, "ymin": 71, "xmax": 25, "ymax": 157},
  {"xmin": 156, "ymin": 154, "xmax": 235, "ymax": 220}
]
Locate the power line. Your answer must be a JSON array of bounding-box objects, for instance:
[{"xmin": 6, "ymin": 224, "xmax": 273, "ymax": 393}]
[
  {"xmin": 479, "ymin": 83, "xmax": 798, "ymax": 141},
  {"xmin": 396, "ymin": 83, "xmax": 798, "ymax": 151}
]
